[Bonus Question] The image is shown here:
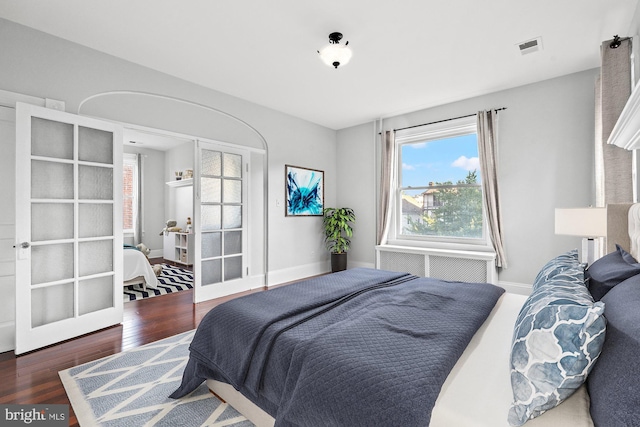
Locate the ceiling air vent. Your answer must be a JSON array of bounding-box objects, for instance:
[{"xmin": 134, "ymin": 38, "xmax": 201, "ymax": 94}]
[{"xmin": 517, "ymin": 37, "xmax": 543, "ymax": 55}]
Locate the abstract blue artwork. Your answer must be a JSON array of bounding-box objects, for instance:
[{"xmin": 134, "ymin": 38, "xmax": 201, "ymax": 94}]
[{"xmin": 285, "ymin": 165, "xmax": 324, "ymax": 216}]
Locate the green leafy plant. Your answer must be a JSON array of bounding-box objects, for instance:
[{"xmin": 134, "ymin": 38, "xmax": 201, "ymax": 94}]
[
  {"xmin": 322, "ymin": 207, "xmax": 356, "ymax": 254},
  {"xmin": 405, "ymin": 170, "xmax": 483, "ymax": 238}
]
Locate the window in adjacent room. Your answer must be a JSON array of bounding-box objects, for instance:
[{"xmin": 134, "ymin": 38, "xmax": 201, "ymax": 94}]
[
  {"xmin": 123, "ymin": 153, "xmax": 138, "ymax": 234},
  {"xmin": 393, "ymin": 116, "xmax": 486, "ymax": 245}
]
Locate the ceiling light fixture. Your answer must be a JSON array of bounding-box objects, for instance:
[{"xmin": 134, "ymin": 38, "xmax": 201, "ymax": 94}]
[{"xmin": 318, "ymin": 32, "xmax": 352, "ymax": 69}]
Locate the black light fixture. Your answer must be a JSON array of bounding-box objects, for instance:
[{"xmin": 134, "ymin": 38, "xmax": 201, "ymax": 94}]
[{"xmin": 318, "ymin": 32, "xmax": 353, "ymax": 69}]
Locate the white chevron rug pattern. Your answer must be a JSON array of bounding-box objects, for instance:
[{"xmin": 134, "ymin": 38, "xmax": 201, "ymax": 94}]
[
  {"xmin": 124, "ymin": 264, "xmax": 194, "ymax": 302},
  {"xmin": 59, "ymin": 330, "xmax": 254, "ymax": 426}
]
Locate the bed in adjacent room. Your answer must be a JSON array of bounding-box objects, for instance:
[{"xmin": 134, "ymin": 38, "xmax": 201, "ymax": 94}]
[
  {"xmin": 170, "ymin": 204, "xmax": 640, "ymax": 427},
  {"xmin": 123, "ymin": 246, "xmax": 159, "ymax": 290}
]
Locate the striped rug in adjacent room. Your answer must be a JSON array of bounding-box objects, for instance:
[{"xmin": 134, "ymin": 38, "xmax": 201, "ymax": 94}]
[{"xmin": 124, "ymin": 264, "xmax": 193, "ymax": 302}]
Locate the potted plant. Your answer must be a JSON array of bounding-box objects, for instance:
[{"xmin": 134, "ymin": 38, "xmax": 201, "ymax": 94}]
[{"xmin": 322, "ymin": 207, "xmax": 356, "ymax": 272}]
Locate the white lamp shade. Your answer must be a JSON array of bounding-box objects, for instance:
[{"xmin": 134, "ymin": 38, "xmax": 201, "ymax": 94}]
[
  {"xmin": 319, "ymin": 44, "xmax": 353, "ymax": 68},
  {"xmin": 555, "ymin": 208, "xmax": 607, "ymax": 237}
]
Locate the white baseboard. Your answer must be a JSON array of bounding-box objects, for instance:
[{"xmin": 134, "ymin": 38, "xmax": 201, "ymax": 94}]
[
  {"xmin": 149, "ymin": 249, "xmax": 163, "ymax": 259},
  {"xmin": 266, "ymin": 260, "xmax": 376, "ymax": 287},
  {"xmin": 498, "ymin": 280, "xmax": 532, "ymax": 296},
  {"xmin": 0, "ymin": 321, "xmax": 15, "ymax": 352},
  {"xmin": 246, "ymin": 274, "xmax": 267, "ymax": 290},
  {"xmin": 348, "ymin": 260, "xmax": 375, "ymax": 269},
  {"xmin": 267, "ymin": 261, "xmax": 330, "ymax": 287}
]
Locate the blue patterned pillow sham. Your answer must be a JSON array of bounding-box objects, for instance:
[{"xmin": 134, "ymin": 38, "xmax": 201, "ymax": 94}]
[
  {"xmin": 508, "ymin": 257, "xmax": 606, "ymax": 426},
  {"xmin": 531, "ymin": 249, "xmax": 581, "ymax": 291}
]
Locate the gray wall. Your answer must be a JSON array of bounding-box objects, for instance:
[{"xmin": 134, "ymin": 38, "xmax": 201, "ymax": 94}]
[
  {"xmin": 0, "ymin": 18, "xmax": 336, "ymax": 284},
  {"xmin": 338, "ymin": 70, "xmax": 599, "ymax": 287},
  {"xmin": 4, "ymin": 16, "xmax": 633, "ymax": 289},
  {"xmin": 336, "ymin": 122, "xmax": 377, "ymax": 268},
  {"xmin": 629, "ymin": 2, "xmax": 640, "ymax": 85},
  {"xmin": 164, "ymin": 142, "xmax": 195, "ymax": 232}
]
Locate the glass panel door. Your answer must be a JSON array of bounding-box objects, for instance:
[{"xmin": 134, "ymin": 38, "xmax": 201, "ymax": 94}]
[
  {"xmin": 15, "ymin": 103, "xmax": 123, "ymax": 355},
  {"xmin": 193, "ymin": 142, "xmax": 249, "ymax": 302}
]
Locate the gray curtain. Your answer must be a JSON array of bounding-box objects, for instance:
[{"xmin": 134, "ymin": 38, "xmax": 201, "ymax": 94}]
[
  {"xmin": 595, "ymin": 74, "xmax": 605, "ymax": 207},
  {"xmin": 377, "ymin": 130, "xmax": 396, "ymax": 245},
  {"xmin": 596, "ymin": 37, "xmax": 633, "ymax": 206},
  {"xmin": 477, "ymin": 110, "xmax": 507, "ymax": 268}
]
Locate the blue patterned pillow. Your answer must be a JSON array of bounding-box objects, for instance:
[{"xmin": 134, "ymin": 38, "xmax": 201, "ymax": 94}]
[
  {"xmin": 531, "ymin": 249, "xmax": 581, "ymax": 291},
  {"xmin": 508, "ymin": 258, "xmax": 606, "ymax": 426}
]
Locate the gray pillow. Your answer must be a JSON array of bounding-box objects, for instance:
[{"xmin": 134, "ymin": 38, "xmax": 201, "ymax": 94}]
[
  {"xmin": 587, "ymin": 274, "xmax": 640, "ymax": 427},
  {"xmin": 586, "ymin": 244, "xmax": 640, "ymax": 301}
]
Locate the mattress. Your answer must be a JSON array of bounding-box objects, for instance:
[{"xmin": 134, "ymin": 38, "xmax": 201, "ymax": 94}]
[
  {"xmin": 207, "ymin": 292, "xmax": 594, "ymax": 427},
  {"xmin": 123, "ymin": 248, "xmax": 158, "ymax": 289}
]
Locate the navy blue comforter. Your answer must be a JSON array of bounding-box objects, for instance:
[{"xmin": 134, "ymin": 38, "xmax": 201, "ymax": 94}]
[{"xmin": 171, "ymin": 268, "xmax": 504, "ymax": 426}]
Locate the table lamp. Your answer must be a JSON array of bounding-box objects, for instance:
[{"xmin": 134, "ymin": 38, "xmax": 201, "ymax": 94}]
[{"xmin": 555, "ymin": 207, "xmax": 607, "ymax": 265}]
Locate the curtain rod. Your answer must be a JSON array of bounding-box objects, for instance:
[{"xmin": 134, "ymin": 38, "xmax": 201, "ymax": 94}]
[{"xmin": 390, "ymin": 107, "xmax": 507, "ymax": 133}]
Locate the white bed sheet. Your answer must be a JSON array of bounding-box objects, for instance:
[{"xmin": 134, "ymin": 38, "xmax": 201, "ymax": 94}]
[
  {"xmin": 123, "ymin": 249, "xmax": 158, "ymax": 289},
  {"xmin": 207, "ymin": 292, "xmax": 595, "ymax": 427},
  {"xmin": 430, "ymin": 292, "xmax": 594, "ymax": 427}
]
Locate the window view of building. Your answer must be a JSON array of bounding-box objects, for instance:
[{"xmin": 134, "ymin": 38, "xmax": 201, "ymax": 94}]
[{"xmin": 396, "ymin": 118, "xmax": 484, "ymax": 242}]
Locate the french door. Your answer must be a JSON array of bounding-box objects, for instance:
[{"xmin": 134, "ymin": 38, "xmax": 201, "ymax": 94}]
[
  {"xmin": 15, "ymin": 103, "xmax": 123, "ymax": 355},
  {"xmin": 193, "ymin": 141, "xmax": 251, "ymax": 302}
]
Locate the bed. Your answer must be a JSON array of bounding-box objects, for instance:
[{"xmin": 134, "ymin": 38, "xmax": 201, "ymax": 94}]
[
  {"xmin": 171, "ymin": 204, "xmax": 640, "ymax": 427},
  {"xmin": 123, "ymin": 247, "xmax": 159, "ymax": 290}
]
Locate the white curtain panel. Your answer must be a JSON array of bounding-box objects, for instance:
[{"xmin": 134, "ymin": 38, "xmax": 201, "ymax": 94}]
[
  {"xmin": 477, "ymin": 110, "xmax": 508, "ymax": 268},
  {"xmin": 377, "ymin": 130, "xmax": 396, "ymax": 245},
  {"xmin": 134, "ymin": 153, "xmax": 143, "ymax": 245}
]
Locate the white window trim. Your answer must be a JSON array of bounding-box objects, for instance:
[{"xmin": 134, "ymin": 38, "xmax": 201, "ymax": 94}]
[{"xmin": 387, "ymin": 116, "xmax": 493, "ymax": 252}]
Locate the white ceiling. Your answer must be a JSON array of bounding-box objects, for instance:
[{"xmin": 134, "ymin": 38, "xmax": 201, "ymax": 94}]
[{"xmin": 0, "ymin": 0, "xmax": 638, "ymax": 130}]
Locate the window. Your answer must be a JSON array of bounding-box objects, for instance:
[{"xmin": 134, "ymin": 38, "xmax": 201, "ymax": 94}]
[
  {"xmin": 393, "ymin": 116, "xmax": 485, "ymax": 244},
  {"xmin": 123, "ymin": 153, "xmax": 138, "ymax": 234}
]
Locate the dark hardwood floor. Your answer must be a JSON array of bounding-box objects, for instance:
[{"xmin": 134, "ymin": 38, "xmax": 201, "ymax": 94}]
[{"xmin": 0, "ymin": 283, "xmax": 264, "ymax": 427}]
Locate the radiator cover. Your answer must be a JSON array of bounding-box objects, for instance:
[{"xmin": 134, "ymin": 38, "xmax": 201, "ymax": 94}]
[{"xmin": 376, "ymin": 245, "xmax": 497, "ymax": 284}]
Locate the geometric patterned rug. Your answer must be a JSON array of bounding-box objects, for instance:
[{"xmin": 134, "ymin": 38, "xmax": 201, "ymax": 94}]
[
  {"xmin": 124, "ymin": 264, "xmax": 194, "ymax": 302},
  {"xmin": 59, "ymin": 330, "xmax": 254, "ymax": 427}
]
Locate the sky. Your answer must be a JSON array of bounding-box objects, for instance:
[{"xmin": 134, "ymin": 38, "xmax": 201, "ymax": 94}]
[{"xmin": 400, "ymin": 134, "xmax": 480, "ymax": 190}]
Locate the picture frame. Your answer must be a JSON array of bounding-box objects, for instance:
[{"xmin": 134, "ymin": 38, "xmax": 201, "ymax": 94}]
[{"xmin": 285, "ymin": 165, "xmax": 324, "ymax": 216}]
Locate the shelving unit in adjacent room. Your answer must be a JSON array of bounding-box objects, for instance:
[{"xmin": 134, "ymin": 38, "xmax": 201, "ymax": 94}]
[
  {"xmin": 163, "ymin": 232, "xmax": 194, "ymax": 266},
  {"xmin": 163, "ymin": 175, "xmax": 194, "ymax": 267}
]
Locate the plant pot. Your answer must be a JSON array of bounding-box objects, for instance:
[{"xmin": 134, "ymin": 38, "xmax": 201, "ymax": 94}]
[{"xmin": 331, "ymin": 252, "xmax": 347, "ymax": 272}]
